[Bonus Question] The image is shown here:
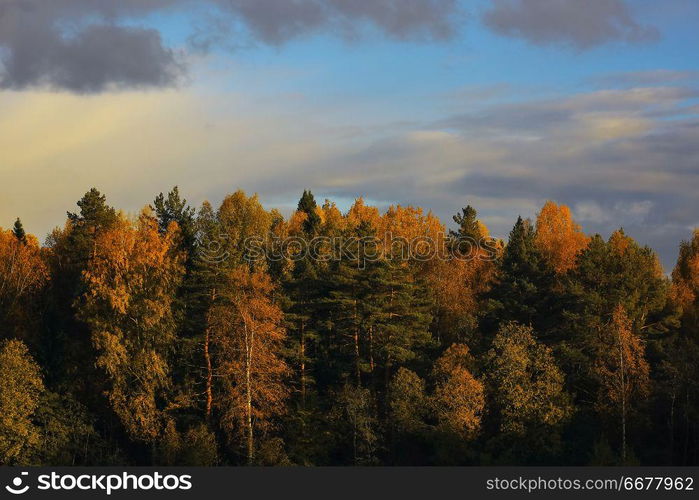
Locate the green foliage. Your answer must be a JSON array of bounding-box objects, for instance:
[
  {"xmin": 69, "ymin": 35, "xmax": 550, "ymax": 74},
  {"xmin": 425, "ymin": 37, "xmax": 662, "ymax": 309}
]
[
  {"xmin": 297, "ymin": 190, "xmax": 321, "ymax": 235},
  {"xmin": 33, "ymin": 391, "xmax": 102, "ymax": 465},
  {"xmin": 389, "ymin": 368, "xmax": 428, "ymax": 434},
  {"xmin": 485, "ymin": 322, "xmax": 571, "ymax": 463},
  {"xmin": 12, "ymin": 218, "xmax": 26, "ymax": 244},
  {"xmin": 4, "ymin": 190, "xmax": 698, "ymax": 465},
  {"xmin": 0, "ymin": 339, "xmax": 44, "ymax": 465},
  {"xmin": 483, "ymin": 217, "xmax": 556, "ymax": 340},
  {"xmin": 450, "ymin": 205, "xmax": 481, "ymax": 242},
  {"xmin": 329, "ymin": 384, "xmax": 378, "ymax": 465}
]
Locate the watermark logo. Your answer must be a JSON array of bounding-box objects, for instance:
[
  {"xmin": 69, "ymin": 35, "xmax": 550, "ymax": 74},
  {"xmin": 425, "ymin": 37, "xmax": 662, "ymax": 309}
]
[
  {"xmin": 5, "ymin": 472, "xmax": 29, "ymax": 495},
  {"xmin": 2, "ymin": 472, "xmax": 193, "ymax": 496}
]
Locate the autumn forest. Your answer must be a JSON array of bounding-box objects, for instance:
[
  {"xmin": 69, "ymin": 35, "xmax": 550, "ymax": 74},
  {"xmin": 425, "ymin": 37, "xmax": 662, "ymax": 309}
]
[{"xmin": 1, "ymin": 187, "xmax": 698, "ymax": 467}]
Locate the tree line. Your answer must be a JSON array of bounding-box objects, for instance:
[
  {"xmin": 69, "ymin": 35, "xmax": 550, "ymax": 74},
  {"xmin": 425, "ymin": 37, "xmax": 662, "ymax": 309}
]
[{"xmin": 0, "ymin": 187, "xmax": 697, "ymax": 466}]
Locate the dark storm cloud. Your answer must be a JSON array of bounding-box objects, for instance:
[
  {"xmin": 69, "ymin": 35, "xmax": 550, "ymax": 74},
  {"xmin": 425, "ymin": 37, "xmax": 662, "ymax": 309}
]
[
  {"xmin": 220, "ymin": 0, "xmax": 460, "ymax": 44},
  {"xmin": 484, "ymin": 0, "xmax": 659, "ymax": 49},
  {"xmin": 0, "ymin": 0, "xmax": 461, "ymax": 93},
  {"xmin": 0, "ymin": 0, "xmax": 183, "ymax": 92},
  {"xmin": 0, "ymin": 24, "xmax": 183, "ymax": 93}
]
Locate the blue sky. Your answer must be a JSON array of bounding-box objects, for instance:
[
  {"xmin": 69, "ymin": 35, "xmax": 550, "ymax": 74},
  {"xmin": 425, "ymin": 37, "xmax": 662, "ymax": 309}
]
[{"xmin": 1, "ymin": 0, "xmax": 698, "ymax": 269}]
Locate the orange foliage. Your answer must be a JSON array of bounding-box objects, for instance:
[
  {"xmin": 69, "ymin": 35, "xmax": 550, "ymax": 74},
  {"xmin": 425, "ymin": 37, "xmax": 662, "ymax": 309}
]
[
  {"xmin": 80, "ymin": 210, "xmax": 185, "ymax": 442},
  {"xmin": 0, "ymin": 229, "xmax": 48, "ymax": 339},
  {"xmin": 534, "ymin": 201, "xmax": 589, "ymax": 274},
  {"xmin": 671, "ymin": 229, "xmax": 699, "ymax": 317},
  {"xmin": 212, "ymin": 267, "xmax": 289, "ymax": 463},
  {"xmin": 346, "ymin": 198, "xmax": 381, "ymax": 230}
]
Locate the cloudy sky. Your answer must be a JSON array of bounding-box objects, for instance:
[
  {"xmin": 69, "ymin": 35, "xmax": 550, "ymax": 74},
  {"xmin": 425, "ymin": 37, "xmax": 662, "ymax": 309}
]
[{"xmin": 1, "ymin": 0, "xmax": 698, "ymax": 270}]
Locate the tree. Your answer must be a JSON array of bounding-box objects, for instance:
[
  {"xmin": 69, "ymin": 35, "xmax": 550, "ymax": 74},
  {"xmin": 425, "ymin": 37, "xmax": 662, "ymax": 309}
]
[
  {"xmin": 594, "ymin": 305, "xmax": 650, "ymax": 463},
  {"xmin": 0, "ymin": 339, "xmax": 44, "ymax": 465},
  {"xmin": 0, "ymin": 228, "xmax": 48, "ymax": 341},
  {"xmin": 450, "ymin": 205, "xmax": 484, "ymax": 243},
  {"xmin": 428, "ymin": 208, "xmax": 498, "ymax": 346},
  {"xmin": 432, "ymin": 344, "xmax": 485, "ymax": 439},
  {"xmin": 366, "ymin": 259, "xmax": 433, "ymax": 390},
  {"xmin": 12, "ymin": 218, "xmax": 26, "ymax": 244},
  {"xmin": 212, "ymin": 267, "xmax": 289, "ymax": 464},
  {"xmin": 330, "ymin": 383, "xmax": 378, "ymax": 465},
  {"xmin": 43, "ymin": 188, "xmax": 118, "ymax": 393},
  {"xmin": 534, "ymin": 201, "xmax": 589, "ymax": 274},
  {"xmin": 672, "ymin": 229, "xmax": 699, "ymax": 338},
  {"xmin": 322, "ymin": 219, "xmax": 379, "ymax": 387},
  {"xmin": 152, "ymin": 186, "xmax": 197, "ymax": 264},
  {"xmin": 389, "ymin": 368, "xmax": 428, "ymax": 434},
  {"xmin": 217, "ymin": 190, "xmax": 273, "ymax": 267},
  {"xmin": 486, "ymin": 322, "xmax": 570, "ymax": 462},
  {"xmin": 65, "ymin": 188, "xmax": 119, "ymax": 261},
  {"xmin": 79, "ymin": 210, "xmax": 185, "ymax": 445},
  {"xmin": 666, "ymin": 230, "xmax": 699, "ymax": 464},
  {"xmin": 297, "ymin": 190, "xmax": 321, "ymax": 236},
  {"xmin": 483, "ymin": 217, "xmax": 556, "ymax": 340}
]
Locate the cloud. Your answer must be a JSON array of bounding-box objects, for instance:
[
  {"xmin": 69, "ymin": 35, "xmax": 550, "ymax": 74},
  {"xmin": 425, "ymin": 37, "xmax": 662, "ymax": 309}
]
[
  {"xmin": 0, "ymin": 24, "xmax": 183, "ymax": 93},
  {"xmin": 1, "ymin": 62, "xmax": 697, "ymax": 270},
  {"xmin": 218, "ymin": 0, "xmax": 460, "ymax": 44},
  {"xmin": 0, "ymin": 0, "xmax": 462, "ymax": 93},
  {"xmin": 0, "ymin": 0, "xmax": 184, "ymax": 92},
  {"xmin": 483, "ymin": 0, "xmax": 659, "ymax": 49},
  {"xmin": 592, "ymin": 69, "xmax": 699, "ymax": 87}
]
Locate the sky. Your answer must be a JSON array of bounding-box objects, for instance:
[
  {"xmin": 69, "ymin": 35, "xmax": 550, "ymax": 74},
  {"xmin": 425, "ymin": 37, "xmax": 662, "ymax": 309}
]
[{"xmin": 1, "ymin": 0, "xmax": 698, "ymax": 270}]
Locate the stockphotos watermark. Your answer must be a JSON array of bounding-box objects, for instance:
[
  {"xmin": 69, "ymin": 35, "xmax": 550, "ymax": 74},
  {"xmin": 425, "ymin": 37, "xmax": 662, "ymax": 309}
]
[
  {"xmin": 194, "ymin": 231, "xmax": 500, "ymax": 267},
  {"xmin": 3, "ymin": 471, "xmax": 192, "ymax": 496}
]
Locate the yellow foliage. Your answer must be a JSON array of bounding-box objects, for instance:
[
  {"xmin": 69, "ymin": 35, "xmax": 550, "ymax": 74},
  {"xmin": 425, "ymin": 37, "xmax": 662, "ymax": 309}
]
[
  {"xmin": 535, "ymin": 201, "xmax": 589, "ymax": 274},
  {"xmin": 80, "ymin": 209, "xmax": 185, "ymax": 443}
]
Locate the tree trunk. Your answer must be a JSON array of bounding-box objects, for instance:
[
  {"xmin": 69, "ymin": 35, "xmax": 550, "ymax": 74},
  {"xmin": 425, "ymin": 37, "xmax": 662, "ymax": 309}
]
[
  {"xmin": 368, "ymin": 324, "xmax": 375, "ymax": 374},
  {"xmin": 300, "ymin": 319, "xmax": 306, "ymax": 409},
  {"xmin": 669, "ymin": 390, "xmax": 676, "ymax": 464},
  {"xmin": 204, "ymin": 289, "xmax": 216, "ymax": 420},
  {"xmin": 354, "ymin": 299, "xmax": 361, "ymax": 386},
  {"xmin": 245, "ymin": 322, "xmax": 254, "ymax": 464},
  {"xmin": 619, "ymin": 330, "xmax": 627, "ymax": 463}
]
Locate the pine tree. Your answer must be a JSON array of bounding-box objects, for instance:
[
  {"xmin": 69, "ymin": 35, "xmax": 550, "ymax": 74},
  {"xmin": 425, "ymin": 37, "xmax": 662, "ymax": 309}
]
[
  {"xmin": 44, "ymin": 188, "xmax": 118, "ymax": 392},
  {"xmin": 366, "ymin": 259, "xmax": 434, "ymax": 392},
  {"xmin": 152, "ymin": 186, "xmax": 197, "ymax": 260},
  {"xmin": 297, "ymin": 190, "xmax": 321, "ymax": 236},
  {"xmin": 323, "ymin": 220, "xmax": 378, "ymax": 387},
  {"xmin": 483, "ymin": 217, "xmax": 556, "ymax": 341},
  {"xmin": 12, "ymin": 218, "xmax": 26, "ymax": 244},
  {"xmin": 450, "ymin": 205, "xmax": 482, "ymax": 242}
]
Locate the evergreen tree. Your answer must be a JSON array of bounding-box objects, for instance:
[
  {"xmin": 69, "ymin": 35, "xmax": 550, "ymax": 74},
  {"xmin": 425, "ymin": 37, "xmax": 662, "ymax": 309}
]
[
  {"xmin": 366, "ymin": 258, "xmax": 434, "ymax": 392},
  {"xmin": 152, "ymin": 186, "xmax": 196, "ymax": 259},
  {"xmin": 43, "ymin": 189, "xmax": 118, "ymax": 415},
  {"xmin": 12, "ymin": 218, "xmax": 26, "ymax": 244},
  {"xmin": 482, "ymin": 217, "xmax": 555, "ymax": 342},
  {"xmin": 297, "ymin": 189, "xmax": 321, "ymax": 235},
  {"xmin": 450, "ymin": 205, "xmax": 482, "ymax": 242}
]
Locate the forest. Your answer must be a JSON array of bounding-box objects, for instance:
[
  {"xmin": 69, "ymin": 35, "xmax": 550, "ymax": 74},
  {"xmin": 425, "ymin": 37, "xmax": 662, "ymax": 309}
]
[{"xmin": 0, "ymin": 187, "xmax": 698, "ymax": 466}]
